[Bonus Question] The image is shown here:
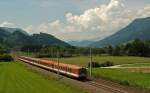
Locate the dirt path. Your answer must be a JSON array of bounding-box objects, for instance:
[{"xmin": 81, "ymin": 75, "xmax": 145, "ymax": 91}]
[
  {"xmin": 17, "ymin": 61, "xmax": 150, "ymax": 93},
  {"xmin": 103, "ymin": 63, "xmax": 150, "ymax": 68}
]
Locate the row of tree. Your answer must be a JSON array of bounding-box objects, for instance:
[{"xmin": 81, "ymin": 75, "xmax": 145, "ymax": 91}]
[
  {"xmin": 21, "ymin": 45, "xmax": 91, "ymax": 57},
  {"xmin": 0, "ymin": 46, "xmax": 13, "ymax": 62},
  {"xmin": 20, "ymin": 39, "xmax": 150, "ymax": 57},
  {"xmin": 104, "ymin": 39, "xmax": 150, "ymax": 57}
]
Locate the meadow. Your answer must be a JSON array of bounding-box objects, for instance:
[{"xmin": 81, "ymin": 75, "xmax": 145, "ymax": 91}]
[
  {"xmin": 0, "ymin": 62, "xmax": 86, "ymax": 93},
  {"xmin": 57, "ymin": 56, "xmax": 150, "ymax": 67}
]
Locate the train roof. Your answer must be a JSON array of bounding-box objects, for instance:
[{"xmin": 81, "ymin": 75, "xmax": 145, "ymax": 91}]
[
  {"xmin": 20, "ymin": 56, "xmax": 84, "ymax": 69},
  {"xmin": 40, "ymin": 59, "xmax": 83, "ymax": 69}
]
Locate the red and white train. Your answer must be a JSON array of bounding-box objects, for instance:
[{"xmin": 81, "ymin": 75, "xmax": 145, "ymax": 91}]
[{"xmin": 18, "ymin": 56, "xmax": 87, "ymax": 79}]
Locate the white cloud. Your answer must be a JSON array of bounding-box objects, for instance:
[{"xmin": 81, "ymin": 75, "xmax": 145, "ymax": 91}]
[
  {"xmin": 138, "ymin": 5, "xmax": 150, "ymax": 18},
  {"xmin": 2, "ymin": 0, "xmax": 150, "ymax": 41},
  {"xmin": 23, "ymin": 25, "xmax": 34, "ymax": 34},
  {"xmin": 0, "ymin": 21, "xmax": 16, "ymax": 28},
  {"xmin": 66, "ymin": 0, "xmax": 125, "ymax": 30},
  {"xmin": 25, "ymin": 0, "xmax": 150, "ymax": 41}
]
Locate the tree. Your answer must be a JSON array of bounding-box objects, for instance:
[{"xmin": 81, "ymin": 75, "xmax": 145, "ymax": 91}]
[{"xmin": 112, "ymin": 45, "xmax": 121, "ymax": 56}]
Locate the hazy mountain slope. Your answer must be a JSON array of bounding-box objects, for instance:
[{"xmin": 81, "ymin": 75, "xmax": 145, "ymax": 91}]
[
  {"xmin": 68, "ymin": 40, "xmax": 94, "ymax": 47},
  {"xmin": 90, "ymin": 17, "xmax": 150, "ymax": 47}
]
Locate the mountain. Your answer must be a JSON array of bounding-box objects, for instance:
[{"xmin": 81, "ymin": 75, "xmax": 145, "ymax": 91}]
[
  {"xmin": 0, "ymin": 27, "xmax": 70, "ymax": 48},
  {"xmin": 68, "ymin": 40, "xmax": 94, "ymax": 47},
  {"xmin": 4, "ymin": 31, "xmax": 35, "ymax": 48},
  {"xmin": 90, "ymin": 17, "xmax": 150, "ymax": 47},
  {"xmin": 0, "ymin": 27, "xmax": 28, "ymax": 35},
  {"xmin": 32, "ymin": 33, "xmax": 70, "ymax": 46}
]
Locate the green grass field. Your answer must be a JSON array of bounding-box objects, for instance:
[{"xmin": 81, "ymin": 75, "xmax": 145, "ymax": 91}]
[
  {"xmin": 0, "ymin": 62, "xmax": 86, "ymax": 93},
  {"xmin": 92, "ymin": 68, "xmax": 150, "ymax": 89},
  {"xmin": 56, "ymin": 56, "xmax": 150, "ymax": 89},
  {"xmin": 57, "ymin": 56, "xmax": 150, "ymax": 67}
]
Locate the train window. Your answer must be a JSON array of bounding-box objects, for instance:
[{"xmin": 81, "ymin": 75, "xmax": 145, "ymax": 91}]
[
  {"xmin": 59, "ymin": 66, "xmax": 61, "ymax": 70},
  {"xmin": 67, "ymin": 68, "xmax": 69, "ymax": 72},
  {"xmin": 65, "ymin": 67, "xmax": 67, "ymax": 71},
  {"xmin": 70, "ymin": 68, "xmax": 72, "ymax": 72},
  {"xmin": 54, "ymin": 65, "xmax": 56, "ymax": 68},
  {"xmin": 60, "ymin": 66, "xmax": 62, "ymax": 70},
  {"xmin": 55, "ymin": 65, "xmax": 57, "ymax": 69},
  {"xmin": 48, "ymin": 64, "xmax": 51, "ymax": 67},
  {"xmin": 52, "ymin": 64, "xmax": 54, "ymax": 68},
  {"xmin": 68, "ymin": 68, "xmax": 70, "ymax": 72},
  {"xmin": 61, "ymin": 67, "xmax": 63, "ymax": 70}
]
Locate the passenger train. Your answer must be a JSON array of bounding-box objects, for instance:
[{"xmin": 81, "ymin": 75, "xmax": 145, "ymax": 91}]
[{"xmin": 18, "ymin": 56, "xmax": 87, "ymax": 79}]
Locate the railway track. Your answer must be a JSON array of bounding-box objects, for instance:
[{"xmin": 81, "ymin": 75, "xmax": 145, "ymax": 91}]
[{"xmin": 85, "ymin": 81, "xmax": 126, "ymax": 93}]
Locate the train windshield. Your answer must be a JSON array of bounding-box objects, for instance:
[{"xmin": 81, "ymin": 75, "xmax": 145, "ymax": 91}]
[{"xmin": 79, "ymin": 68, "xmax": 87, "ymax": 76}]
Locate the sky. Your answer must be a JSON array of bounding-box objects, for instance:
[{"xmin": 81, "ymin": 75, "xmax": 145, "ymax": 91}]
[{"xmin": 0, "ymin": 0, "xmax": 150, "ymax": 41}]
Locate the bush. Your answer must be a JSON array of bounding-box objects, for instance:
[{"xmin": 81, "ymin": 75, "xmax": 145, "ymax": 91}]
[
  {"xmin": 120, "ymin": 81, "xmax": 130, "ymax": 86},
  {"xmin": 99, "ymin": 61, "xmax": 114, "ymax": 67},
  {"xmin": 88, "ymin": 61, "xmax": 114, "ymax": 68},
  {"xmin": 88, "ymin": 62, "xmax": 100, "ymax": 68},
  {"xmin": 0, "ymin": 54, "xmax": 13, "ymax": 62}
]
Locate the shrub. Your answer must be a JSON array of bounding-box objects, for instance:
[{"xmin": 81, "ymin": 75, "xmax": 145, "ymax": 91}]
[
  {"xmin": 0, "ymin": 54, "xmax": 13, "ymax": 62},
  {"xmin": 99, "ymin": 61, "xmax": 114, "ymax": 67},
  {"xmin": 120, "ymin": 81, "xmax": 130, "ymax": 86},
  {"xmin": 88, "ymin": 62, "xmax": 100, "ymax": 68},
  {"xmin": 88, "ymin": 61, "xmax": 114, "ymax": 68}
]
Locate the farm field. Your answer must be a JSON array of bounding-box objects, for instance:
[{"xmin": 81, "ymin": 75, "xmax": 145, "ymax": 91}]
[
  {"xmin": 0, "ymin": 62, "xmax": 86, "ymax": 93},
  {"xmin": 92, "ymin": 68, "xmax": 150, "ymax": 89},
  {"xmin": 56, "ymin": 56, "xmax": 150, "ymax": 67}
]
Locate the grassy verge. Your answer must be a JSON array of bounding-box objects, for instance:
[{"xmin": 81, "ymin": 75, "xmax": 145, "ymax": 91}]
[
  {"xmin": 0, "ymin": 62, "xmax": 86, "ymax": 93},
  {"xmin": 92, "ymin": 68, "xmax": 150, "ymax": 89}
]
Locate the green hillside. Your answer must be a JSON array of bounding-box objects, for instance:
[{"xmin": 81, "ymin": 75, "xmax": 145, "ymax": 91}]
[{"xmin": 0, "ymin": 27, "xmax": 70, "ymax": 48}]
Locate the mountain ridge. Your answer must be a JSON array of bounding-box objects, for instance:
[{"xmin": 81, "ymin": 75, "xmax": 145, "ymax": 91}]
[
  {"xmin": 0, "ymin": 27, "xmax": 70, "ymax": 48},
  {"xmin": 89, "ymin": 17, "xmax": 150, "ymax": 47}
]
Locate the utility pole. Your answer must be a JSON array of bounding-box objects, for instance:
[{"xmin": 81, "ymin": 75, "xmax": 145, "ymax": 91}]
[
  {"xmin": 27, "ymin": 48, "xmax": 29, "ymax": 56},
  {"xmin": 89, "ymin": 48, "xmax": 92, "ymax": 77},
  {"xmin": 57, "ymin": 49, "xmax": 60, "ymax": 78}
]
